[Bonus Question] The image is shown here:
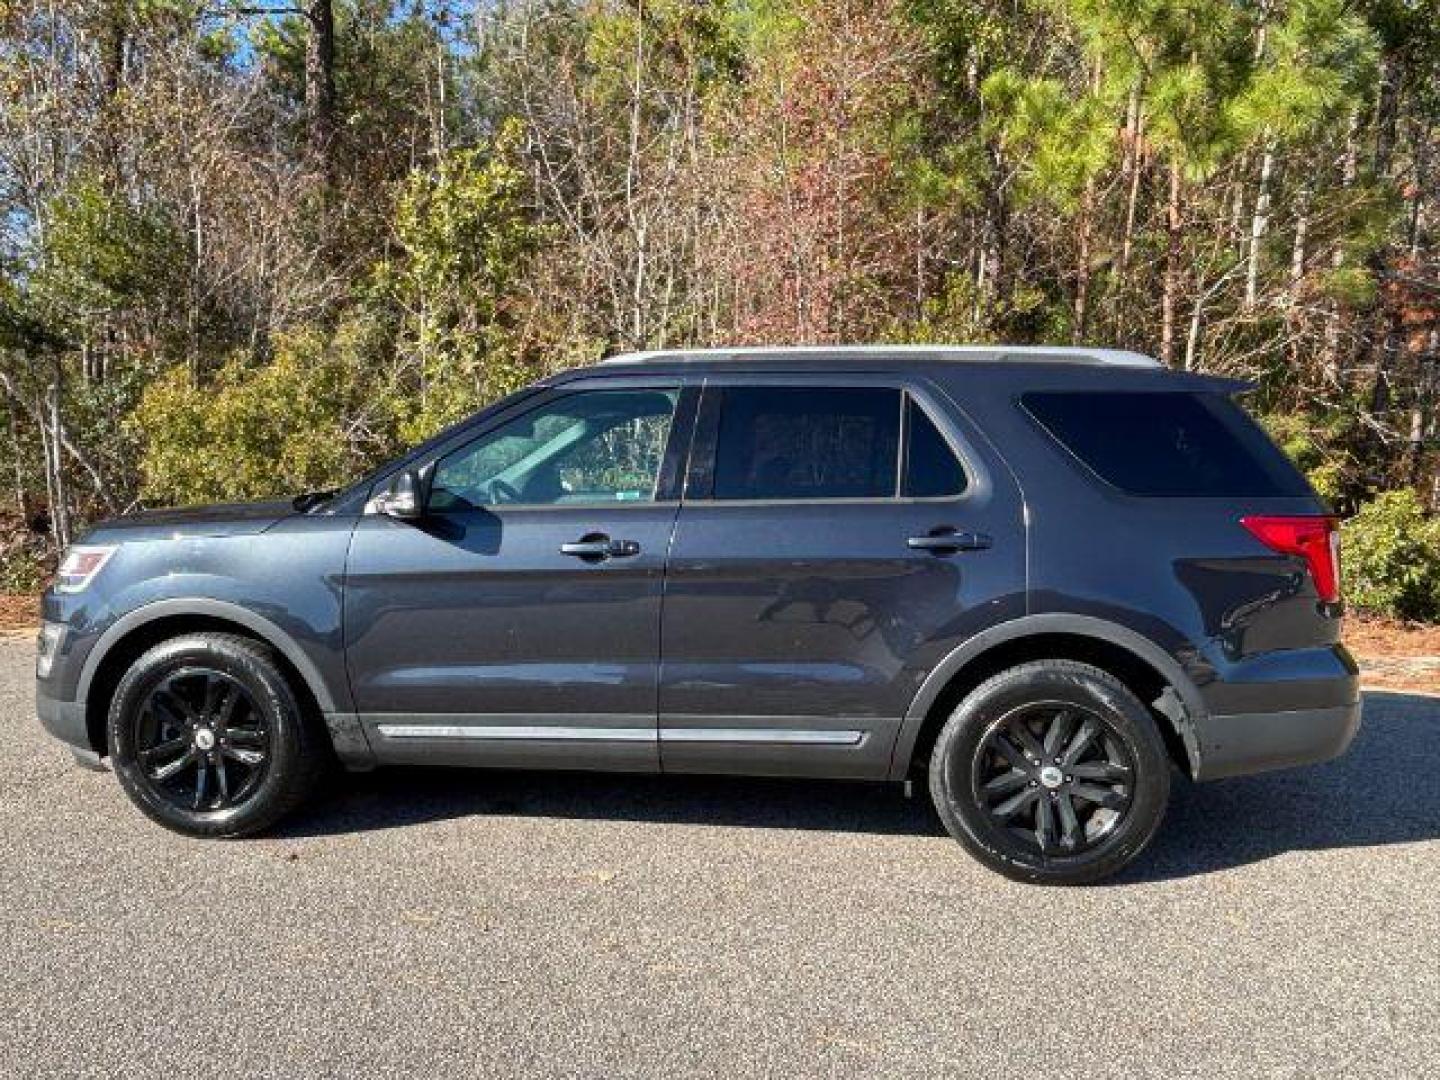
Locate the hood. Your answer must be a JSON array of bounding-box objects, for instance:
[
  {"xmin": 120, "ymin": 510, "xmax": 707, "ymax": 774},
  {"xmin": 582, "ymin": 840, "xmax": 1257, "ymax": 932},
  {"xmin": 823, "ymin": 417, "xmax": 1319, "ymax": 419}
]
[{"xmin": 80, "ymin": 501, "xmax": 295, "ymax": 544}]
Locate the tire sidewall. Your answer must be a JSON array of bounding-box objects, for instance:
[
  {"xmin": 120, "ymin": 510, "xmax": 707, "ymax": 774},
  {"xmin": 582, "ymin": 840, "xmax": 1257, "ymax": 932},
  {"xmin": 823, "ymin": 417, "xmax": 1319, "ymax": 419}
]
[
  {"xmin": 108, "ymin": 636, "xmax": 305, "ymax": 837},
  {"xmin": 930, "ymin": 662, "xmax": 1170, "ymax": 884}
]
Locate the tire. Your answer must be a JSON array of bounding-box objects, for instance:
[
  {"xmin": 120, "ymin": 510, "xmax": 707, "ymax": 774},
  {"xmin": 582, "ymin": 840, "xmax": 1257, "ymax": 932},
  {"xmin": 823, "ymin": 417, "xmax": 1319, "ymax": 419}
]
[
  {"xmin": 107, "ymin": 633, "xmax": 325, "ymax": 837},
  {"xmin": 928, "ymin": 659, "xmax": 1170, "ymax": 885}
]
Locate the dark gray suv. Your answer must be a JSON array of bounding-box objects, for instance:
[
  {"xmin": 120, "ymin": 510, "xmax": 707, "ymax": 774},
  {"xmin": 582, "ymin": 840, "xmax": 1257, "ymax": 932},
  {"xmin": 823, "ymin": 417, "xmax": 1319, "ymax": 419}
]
[{"xmin": 35, "ymin": 346, "xmax": 1359, "ymax": 884}]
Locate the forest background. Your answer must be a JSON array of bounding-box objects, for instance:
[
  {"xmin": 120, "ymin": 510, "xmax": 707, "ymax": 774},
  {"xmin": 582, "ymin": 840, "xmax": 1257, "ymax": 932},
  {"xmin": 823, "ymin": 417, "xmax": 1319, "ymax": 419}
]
[{"xmin": 2, "ymin": 0, "xmax": 1439, "ymax": 619}]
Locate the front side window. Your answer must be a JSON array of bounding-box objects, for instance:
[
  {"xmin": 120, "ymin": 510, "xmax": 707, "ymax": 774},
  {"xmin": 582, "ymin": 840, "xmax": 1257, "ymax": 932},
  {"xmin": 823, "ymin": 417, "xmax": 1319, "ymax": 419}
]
[{"xmin": 429, "ymin": 388, "xmax": 679, "ymax": 510}]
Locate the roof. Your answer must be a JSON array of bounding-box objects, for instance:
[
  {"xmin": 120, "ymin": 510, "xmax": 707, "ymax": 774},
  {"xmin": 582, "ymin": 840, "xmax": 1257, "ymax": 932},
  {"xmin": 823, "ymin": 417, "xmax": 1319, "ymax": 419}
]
[{"xmin": 601, "ymin": 344, "xmax": 1162, "ymax": 369}]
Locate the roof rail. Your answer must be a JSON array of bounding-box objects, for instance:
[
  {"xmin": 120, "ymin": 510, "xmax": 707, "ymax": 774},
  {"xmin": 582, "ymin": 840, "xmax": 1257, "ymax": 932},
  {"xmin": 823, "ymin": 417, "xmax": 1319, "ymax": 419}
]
[{"xmin": 601, "ymin": 344, "xmax": 1162, "ymax": 369}]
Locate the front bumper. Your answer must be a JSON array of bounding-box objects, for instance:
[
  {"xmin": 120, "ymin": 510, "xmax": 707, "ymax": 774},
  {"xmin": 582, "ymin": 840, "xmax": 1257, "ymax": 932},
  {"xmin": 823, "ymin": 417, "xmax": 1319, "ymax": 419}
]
[
  {"xmin": 1191, "ymin": 698, "xmax": 1361, "ymax": 781},
  {"xmin": 36, "ymin": 683, "xmax": 104, "ymax": 769}
]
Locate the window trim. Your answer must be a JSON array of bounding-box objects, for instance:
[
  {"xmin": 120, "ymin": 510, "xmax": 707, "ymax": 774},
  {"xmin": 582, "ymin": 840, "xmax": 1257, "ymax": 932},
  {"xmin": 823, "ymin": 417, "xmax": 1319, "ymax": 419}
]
[
  {"xmin": 418, "ymin": 381, "xmax": 695, "ymax": 514},
  {"xmin": 683, "ymin": 376, "xmax": 974, "ymax": 507}
]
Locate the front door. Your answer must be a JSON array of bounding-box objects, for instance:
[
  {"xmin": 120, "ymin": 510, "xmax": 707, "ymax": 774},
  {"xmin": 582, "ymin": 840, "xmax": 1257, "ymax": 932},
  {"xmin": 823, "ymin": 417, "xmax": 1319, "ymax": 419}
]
[
  {"xmin": 344, "ymin": 380, "xmax": 692, "ymax": 771},
  {"xmin": 658, "ymin": 377, "xmax": 1026, "ymax": 778}
]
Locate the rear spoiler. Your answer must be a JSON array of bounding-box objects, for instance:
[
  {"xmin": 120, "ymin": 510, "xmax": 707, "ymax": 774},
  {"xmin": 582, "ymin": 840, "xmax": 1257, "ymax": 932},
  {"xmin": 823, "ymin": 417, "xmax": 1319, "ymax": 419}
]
[{"xmin": 1190, "ymin": 375, "xmax": 1255, "ymax": 395}]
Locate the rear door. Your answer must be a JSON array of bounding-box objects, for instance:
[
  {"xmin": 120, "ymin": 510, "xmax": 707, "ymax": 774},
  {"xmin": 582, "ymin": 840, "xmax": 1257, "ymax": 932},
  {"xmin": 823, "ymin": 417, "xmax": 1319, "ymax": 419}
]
[{"xmin": 657, "ymin": 374, "xmax": 1026, "ymax": 778}]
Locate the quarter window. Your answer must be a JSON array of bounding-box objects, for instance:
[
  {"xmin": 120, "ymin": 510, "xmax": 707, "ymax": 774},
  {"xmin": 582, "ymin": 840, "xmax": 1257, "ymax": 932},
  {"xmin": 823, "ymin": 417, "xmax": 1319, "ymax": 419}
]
[
  {"xmin": 1022, "ymin": 391, "xmax": 1312, "ymax": 498},
  {"xmin": 429, "ymin": 388, "xmax": 679, "ymax": 509}
]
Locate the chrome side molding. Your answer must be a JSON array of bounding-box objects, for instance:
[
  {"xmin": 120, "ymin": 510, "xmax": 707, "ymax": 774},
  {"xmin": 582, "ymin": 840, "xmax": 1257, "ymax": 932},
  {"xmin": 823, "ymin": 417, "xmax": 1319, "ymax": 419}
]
[
  {"xmin": 373, "ymin": 723, "xmax": 866, "ymax": 746},
  {"xmin": 375, "ymin": 724, "xmax": 654, "ymax": 742}
]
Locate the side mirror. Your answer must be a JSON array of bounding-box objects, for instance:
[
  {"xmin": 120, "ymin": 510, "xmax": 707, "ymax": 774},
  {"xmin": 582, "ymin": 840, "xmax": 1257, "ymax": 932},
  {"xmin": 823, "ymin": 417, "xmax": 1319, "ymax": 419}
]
[{"xmin": 373, "ymin": 470, "xmax": 423, "ymax": 521}]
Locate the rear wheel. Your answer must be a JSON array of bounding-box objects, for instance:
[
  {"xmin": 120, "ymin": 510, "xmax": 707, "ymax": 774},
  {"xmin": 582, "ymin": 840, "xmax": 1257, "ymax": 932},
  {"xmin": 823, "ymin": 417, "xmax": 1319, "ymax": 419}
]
[
  {"xmin": 107, "ymin": 633, "xmax": 324, "ymax": 837},
  {"xmin": 928, "ymin": 659, "xmax": 1170, "ymax": 885}
]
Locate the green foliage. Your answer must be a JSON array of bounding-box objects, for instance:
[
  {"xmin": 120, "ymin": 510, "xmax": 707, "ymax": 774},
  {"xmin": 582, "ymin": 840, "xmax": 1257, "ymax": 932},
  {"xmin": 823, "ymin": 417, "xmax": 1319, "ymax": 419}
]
[
  {"xmin": 1259, "ymin": 412, "xmax": 1348, "ymax": 504},
  {"xmin": 27, "ymin": 176, "xmax": 182, "ymax": 346},
  {"xmin": 131, "ymin": 334, "xmax": 379, "ymax": 506},
  {"xmin": 896, "ymin": 273, "xmax": 995, "ymax": 345},
  {"xmin": 375, "ymin": 125, "xmax": 540, "ymax": 443},
  {"xmin": 1342, "ymin": 490, "xmax": 1440, "ymax": 620},
  {"xmin": 1228, "ymin": 0, "xmax": 1375, "ymax": 141},
  {"xmin": 981, "ymin": 69, "xmax": 1113, "ymax": 209},
  {"xmin": 0, "ymin": 545, "xmax": 48, "ymax": 593}
]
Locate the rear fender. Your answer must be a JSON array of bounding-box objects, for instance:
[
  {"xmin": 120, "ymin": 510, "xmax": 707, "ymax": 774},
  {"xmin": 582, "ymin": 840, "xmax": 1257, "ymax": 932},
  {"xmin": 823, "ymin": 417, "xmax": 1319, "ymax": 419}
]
[{"xmin": 889, "ymin": 613, "xmax": 1208, "ymax": 781}]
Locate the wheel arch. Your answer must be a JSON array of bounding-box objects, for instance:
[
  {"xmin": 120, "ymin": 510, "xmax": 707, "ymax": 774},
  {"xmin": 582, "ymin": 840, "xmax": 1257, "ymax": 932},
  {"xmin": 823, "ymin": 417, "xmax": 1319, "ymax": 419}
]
[
  {"xmin": 79, "ymin": 599, "xmax": 338, "ymax": 754},
  {"xmin": 890, "ymin": 614, "xmax": 1207, "ymax": 782}
]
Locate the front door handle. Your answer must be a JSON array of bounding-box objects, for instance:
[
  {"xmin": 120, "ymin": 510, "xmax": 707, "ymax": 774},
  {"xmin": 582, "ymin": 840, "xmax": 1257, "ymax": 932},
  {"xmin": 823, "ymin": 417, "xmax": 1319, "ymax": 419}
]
[
  {"xmin": 907, "ymin": 529, "xmax": 992, "ymax": 553},
  {"xmin": 561, "ymin": 534, "xmax": 641, "ymax": 560}
]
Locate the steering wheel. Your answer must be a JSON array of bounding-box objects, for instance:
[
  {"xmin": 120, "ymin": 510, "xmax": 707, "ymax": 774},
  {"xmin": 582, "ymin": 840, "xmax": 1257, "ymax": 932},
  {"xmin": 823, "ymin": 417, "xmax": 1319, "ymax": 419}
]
[{"xmin": 486, "ymin": 478, "xmax": 521, "ymax": 505}]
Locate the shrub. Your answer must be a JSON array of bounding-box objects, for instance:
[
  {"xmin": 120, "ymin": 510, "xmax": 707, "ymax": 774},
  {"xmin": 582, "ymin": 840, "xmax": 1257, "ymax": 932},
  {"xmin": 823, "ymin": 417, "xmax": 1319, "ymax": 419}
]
[
  {"xmin": 0, "ymin": 547, "xmax": 48, "ymax": 593},
  {"xmin": 0, "ymin": 515, "xmax": 50, "ymax": 593},
  {"xmin": 130, "ymin": 333, "xmax": 388, "ymax": 506},
  {"xmin": 1342, "ymin": 489, "xmax": 1440, "ymax": 621},
  {"xmin": 1259, "ymin": 412, "xmax": 1349, "ymax": 506}
]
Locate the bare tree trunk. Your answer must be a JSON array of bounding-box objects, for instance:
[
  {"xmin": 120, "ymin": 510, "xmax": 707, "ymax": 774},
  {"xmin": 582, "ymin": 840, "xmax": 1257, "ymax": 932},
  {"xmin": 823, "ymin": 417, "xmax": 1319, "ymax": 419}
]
[
  {"xmin": 35, "ymin": 394, "xmax": 57, "ymax": 543},
  {"xmin": 305, "ymin": 1, "xmax": 337, "ymax": 174},
  {"xmin": 981, "ymin": 150, "xmax": 1006, "ymax": 328},
  {"xmin": 1245, "ymin": 141, "xmax": 1274, "ymax": 309},
  {"xmin": 1369, "ymin": 303, "xmax": 1404, "ymax": 423},
  {"xmin": 1160, "ymin": 161, "xmax": 1183, "ymax": 367},
  {"xmin": 1322, "ymin": 113, "xmax": 1359, "ymax": 385},
  {"xmin": 914, "ymin": 206, "xmax": 926, "ymax": 317},
  {"xmin": 1073, "ymin": 177, "xmax": 1095, "ymax": 343},
  {"xmin": 431, "ymin": 28, "xmax": 448, "ymax": 161},
  {"xmin": 1411, "ymin": 327, "xmax": 1438, "ymax": 488},
  {"xmin": 1117, "ymin": 86, "xmax": 1144, "ymax": 284},
  {"xmin": 188, "ymin": 169, "xmax": 204, "ymax": 377},
  {"xmin": 973, "ymin": 240, "xmax": 988, "ymax": 327},
  {"xmin": 1372, "ymin": 52, "xmax": 1400, "ymax": 177},
  {"xmin": 43, "ymin": 377, "xmax": 71, "ymax": 550},
  {"xmin": 0, "ymin": 373, "xmax": 118, "ymax": 516},
  {"xmin": 5, "ymin": 400, "xmax": 25, "ymax": 516},
  {"xmin": 1288, "ymin": 183, "xmax": 1311, "ymax": 301},
  {"xmin": 1408, "ymin": 125, "xmax": 1429, "ymax": 256},
  {"xmin": 98, "ymin": 2, "xmax": 127, "ymax": 179}
]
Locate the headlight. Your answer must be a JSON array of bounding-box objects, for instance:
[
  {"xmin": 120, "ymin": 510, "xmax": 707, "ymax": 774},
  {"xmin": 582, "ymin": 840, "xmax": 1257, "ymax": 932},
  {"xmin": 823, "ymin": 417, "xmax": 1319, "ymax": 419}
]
[{"xmin": 54, "ymin": 544, "xmax": 117, "ymax": 593}]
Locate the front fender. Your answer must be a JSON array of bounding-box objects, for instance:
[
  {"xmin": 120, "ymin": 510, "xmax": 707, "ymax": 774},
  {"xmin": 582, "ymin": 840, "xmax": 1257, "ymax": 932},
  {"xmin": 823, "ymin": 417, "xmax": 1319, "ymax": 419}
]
[{"xmin": 76, "ymin": 597, "xmax": 341, "ymax": 714}]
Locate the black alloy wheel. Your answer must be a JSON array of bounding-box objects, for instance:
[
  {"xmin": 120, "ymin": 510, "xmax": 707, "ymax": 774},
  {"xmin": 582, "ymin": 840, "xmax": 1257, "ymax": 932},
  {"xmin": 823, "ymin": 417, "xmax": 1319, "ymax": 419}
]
[
  {"xmin": 973, "ymin": 702, "xmax": 1136, "ymax": 856},
  {"xmin": 929, "ymin": 659, "xmax": 1171, "ymax": 885},
  {"xmin": 134, "ymin": 667, "xmax": 271, "ymax": 813},
  {"xmin": 108, "ymin": 633, "xmax": 325, "ymax": 837}
]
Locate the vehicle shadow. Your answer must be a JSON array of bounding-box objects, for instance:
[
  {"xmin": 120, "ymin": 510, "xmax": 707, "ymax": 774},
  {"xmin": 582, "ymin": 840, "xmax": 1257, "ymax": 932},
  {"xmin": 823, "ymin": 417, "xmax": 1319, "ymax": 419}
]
[
  {"xmin": 286, "ymin": 765, "xmax": 945, "ymax": 840},
  {"xmin": 1123, "ymin": 690, "xmax": 1440, "ymax": 883},
  {"xmin": 279, "ymin": 692, "xmax": 1440, "ymax": 882}
]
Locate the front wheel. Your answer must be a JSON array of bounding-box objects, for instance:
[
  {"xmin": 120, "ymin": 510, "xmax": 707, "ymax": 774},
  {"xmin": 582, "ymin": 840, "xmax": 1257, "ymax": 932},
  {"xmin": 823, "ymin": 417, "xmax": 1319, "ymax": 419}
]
[
  {"xmin": 928, "ymin": 659, "xmax": 1171, "ymax": 885},
  {"xmin": 108, "ymin": 633, "xmax": 324, "ymax": 837}
]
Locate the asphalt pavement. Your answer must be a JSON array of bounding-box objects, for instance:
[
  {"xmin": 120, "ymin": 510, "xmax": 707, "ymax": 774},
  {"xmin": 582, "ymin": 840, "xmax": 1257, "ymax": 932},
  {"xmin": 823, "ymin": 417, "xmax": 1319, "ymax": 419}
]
[{"xmin": 1, "ymin": 637, "xmax": 1437, "ymax": 1078}]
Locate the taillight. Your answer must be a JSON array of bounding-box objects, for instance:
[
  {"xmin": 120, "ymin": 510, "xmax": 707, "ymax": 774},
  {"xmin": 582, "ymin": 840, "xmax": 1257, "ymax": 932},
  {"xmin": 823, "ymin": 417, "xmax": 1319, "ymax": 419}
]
[{"xmin": 1240, "ymin": 515, "xmax": 1341, "ymax": 603}]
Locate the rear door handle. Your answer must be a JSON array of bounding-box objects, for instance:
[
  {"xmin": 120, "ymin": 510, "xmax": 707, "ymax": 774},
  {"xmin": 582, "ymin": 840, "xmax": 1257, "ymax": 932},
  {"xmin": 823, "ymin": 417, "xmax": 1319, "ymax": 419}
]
[
  {"xmin": 907, "ymin": 529, "xmax": 992, "ymax": 553},
  {"xmin": 561, "ymin": 534, "xmax": 641, "ymax": 560}
]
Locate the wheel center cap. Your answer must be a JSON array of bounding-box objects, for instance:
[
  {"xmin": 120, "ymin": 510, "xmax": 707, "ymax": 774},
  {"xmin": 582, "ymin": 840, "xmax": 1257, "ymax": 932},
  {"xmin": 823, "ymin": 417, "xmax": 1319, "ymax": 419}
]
[
  {"xmin": 194, "ymin": 727, "xmax": 216, "ymax": 751},
  {"xmin": 1039, "ymin": 765, "xmax": 1064, "ymax": 789}
]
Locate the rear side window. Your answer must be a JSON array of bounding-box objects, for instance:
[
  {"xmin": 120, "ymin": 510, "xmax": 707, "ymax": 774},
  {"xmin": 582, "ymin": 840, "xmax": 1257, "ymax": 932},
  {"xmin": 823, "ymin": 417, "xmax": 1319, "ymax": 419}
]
[
  {"xmin": 713, "ymin": 387, "xmax": 900, "ymax": 500},
  {"xmin": 708, "ymin": 387, "xmax": 968, "ymax": 501},
  {"xmin": 1022, "ymin": 391, "xmax": 1311, "ymax": 498}
]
